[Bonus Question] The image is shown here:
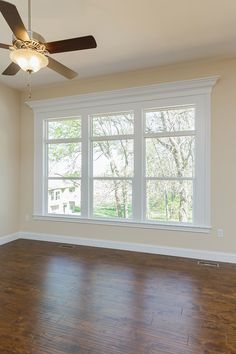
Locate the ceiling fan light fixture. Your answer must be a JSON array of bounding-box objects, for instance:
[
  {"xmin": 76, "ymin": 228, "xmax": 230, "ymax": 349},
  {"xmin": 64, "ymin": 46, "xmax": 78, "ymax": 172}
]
[
  {"xmin": 10, "ymin": 48, "xmax": 48, "ymax": 73},
  {"xmin": 0, "ymin": 1, "xmax": 96, "ymax": 79}
]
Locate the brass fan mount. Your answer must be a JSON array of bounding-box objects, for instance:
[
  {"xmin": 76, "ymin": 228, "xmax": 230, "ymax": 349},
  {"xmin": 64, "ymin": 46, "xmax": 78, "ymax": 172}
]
[{"xmin": 11, "ymin": 32, "xmax": 48, "ymax": 56}]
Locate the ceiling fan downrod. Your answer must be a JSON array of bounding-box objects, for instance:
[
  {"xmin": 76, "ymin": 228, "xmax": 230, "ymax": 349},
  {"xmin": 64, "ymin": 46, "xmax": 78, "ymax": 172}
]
[
  {"xmin": 27, "ymin": 0, "xmax": 32, "ymax": 99},
  {"xmin": 28, "ymin": 0, "xmax": 31, "ymax": 34}
]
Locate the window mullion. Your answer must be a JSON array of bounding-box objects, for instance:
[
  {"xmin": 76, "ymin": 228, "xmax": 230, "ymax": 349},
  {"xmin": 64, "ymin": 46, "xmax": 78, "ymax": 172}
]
[
  {"xmin": 144, "ymin": 130, "xmax": 195, "ymax": 139},
  {"xmin": 93, "ymin": 177, "xmax": 133, "ymax": 181},
  {"xmin": 35, "ymin": 116, "xmax": 46, "ymax": 215},
  {"xmin": 48, "ymin": 177, "xmax": 82, "ymax": 180},
  {"xmin": 44, "ymin": 132, "xmax": 49, "ymax": 215},
  {"xmin": 81, "ymin": 114, "xmax": 89, "ymax": 217},
  {"xmin": 133, "ymin": 107, "xmax": 144, "ymax": 221},
  {"xmin": 92, "ymin": 134, "xmax": 134, "ymax": 141},
  {"xmin": 45, "ymin": 138, "xmax": 82, "ymax": 144},
  {"xmin": 146, "ymin": 177, "xmax": 194, "ymax": 181},
  {"xmin": 88, "ymin": 115, "xmax": 93, "ymax": 218}
]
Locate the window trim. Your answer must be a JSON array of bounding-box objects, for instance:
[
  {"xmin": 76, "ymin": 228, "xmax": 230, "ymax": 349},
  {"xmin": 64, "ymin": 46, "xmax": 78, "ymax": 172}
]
[{"xmin": 28, "ymin": 76, "xmax": 219, "ymax": 232}]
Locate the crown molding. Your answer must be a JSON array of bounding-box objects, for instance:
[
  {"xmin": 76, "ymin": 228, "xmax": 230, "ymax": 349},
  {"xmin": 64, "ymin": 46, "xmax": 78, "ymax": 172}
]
[{"xmin": 26, "ymin": 76, "xmax": 220, "ymax": 113}]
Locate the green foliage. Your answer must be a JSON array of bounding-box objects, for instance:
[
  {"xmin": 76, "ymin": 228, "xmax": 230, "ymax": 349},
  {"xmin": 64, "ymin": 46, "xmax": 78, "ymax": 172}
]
[
  {"xmin": 147, "ymin": 181, "xmax": 193, "ymax": 222},
  {"xmin": 74, "ymin": 206, "xmax": 81, "ymax": 213},
  {"xmin": 94, "ymin": 203, "xmax": 132, "ymax": 218},
  {"xmin": 48, "ymin": 119, "xmax": 81, "ymax": 139}
]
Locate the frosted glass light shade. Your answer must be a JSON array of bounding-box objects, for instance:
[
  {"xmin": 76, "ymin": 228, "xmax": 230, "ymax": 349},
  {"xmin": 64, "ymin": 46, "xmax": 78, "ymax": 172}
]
[{"xmin": 10, "ymin": 48, "xmax": 48, "ymax": 73}]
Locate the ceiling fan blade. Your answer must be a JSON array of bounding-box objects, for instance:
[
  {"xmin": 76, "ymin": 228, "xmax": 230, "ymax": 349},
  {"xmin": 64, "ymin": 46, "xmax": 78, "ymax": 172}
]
[
  {"xmin": 47, "ymin": 57, "xmax": 78, "ymax": 79},
  {"xmin": 0, "ymin": 1, "xmax": 30, "ymax": 41},
  {"xmin": 45, "ymin": 35, "xmax": 97, "ymax": 54},
  {"xmin": 2, "ymin": 62, "xmax": 20, "ymax": 75},
  {"xmin": 0, "ymin": 43, "xmax": 10, "ymax": 49}
]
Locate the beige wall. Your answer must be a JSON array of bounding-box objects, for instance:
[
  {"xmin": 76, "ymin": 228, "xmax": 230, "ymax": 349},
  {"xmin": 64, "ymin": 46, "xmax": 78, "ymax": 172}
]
[
  {"xmin": 20, "ymin": 57, "xmax": 236, "ymax": 253},
  {"xmin": 0, "ymin": 83, "xmax": 20, "ymax": 236}
]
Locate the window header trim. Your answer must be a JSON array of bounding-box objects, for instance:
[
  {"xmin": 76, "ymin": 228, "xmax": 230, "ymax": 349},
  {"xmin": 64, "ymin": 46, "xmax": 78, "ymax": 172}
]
[{"xmin": 26, "ymin": 76, "xmax": 219, "ymax": 113}]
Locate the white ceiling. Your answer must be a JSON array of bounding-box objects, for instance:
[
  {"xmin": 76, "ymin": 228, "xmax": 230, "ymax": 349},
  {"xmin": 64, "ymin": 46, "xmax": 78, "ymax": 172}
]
[{"xmin": 0, "ymin": 0, "xmax": 236, "ymax": 90}]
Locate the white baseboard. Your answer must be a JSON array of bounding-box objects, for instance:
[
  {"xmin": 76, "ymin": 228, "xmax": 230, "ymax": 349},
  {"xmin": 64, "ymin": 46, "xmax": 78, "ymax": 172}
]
[
  {"xmin": 15, "ymin": 231, "xmax": 236, "ymax": 264},
  {"xmin": 0, "ymin": 233, "xmax": 19, "ymax": 245}
]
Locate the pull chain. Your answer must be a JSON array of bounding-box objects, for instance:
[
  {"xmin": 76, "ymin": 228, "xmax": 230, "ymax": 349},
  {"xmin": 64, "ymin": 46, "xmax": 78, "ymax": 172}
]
[
  {"xmin": 27, "ymin": 71, "xmax": 32, "ymax": 99},
  {"xmin": 27, "ymin": 0, "xmax": 32, "ymax": 99},
  {"xmin": 27, "ymin": 0, "xmax": 32, "ymax": 98}
]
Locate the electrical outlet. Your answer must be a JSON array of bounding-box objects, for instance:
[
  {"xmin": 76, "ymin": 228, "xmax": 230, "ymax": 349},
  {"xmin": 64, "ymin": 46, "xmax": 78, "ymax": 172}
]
[
  {"xmin": 217, "ymin": 229, "xmax": 224, "ymax": 238},
  {"xmin": 25, "ymin": 214, "xmax": 29, "ymax": 221}
]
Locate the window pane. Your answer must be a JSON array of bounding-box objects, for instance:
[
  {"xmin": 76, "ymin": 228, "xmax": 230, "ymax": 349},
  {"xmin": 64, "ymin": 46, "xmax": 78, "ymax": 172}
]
[
  {"xmin": 146, "ymin": 180, "xmax": 193, "ymax": 222},
  {"xmin": 146, "ymin": 136, "xmax": 194, "ymax": 177},
  {"xmin": 48, "ymin": 143, "xmax": 81, "ymax": 178},
  {"xmin": 48, "ymin": 179, "xmax": 81, "ymax": 215},
  {"xmin": 93, "ymin": 140, "xmax": 133, "ymax": 177},
  {"xmin": 48, "ymin": 119, "xmax": 81, "ymax": 139},
  {"xmin": 145, "ymin": 107, "xmax": 195, "ymax": 133},
  {"xmin": 93, "ymin": 180, "xmax": 132, "ymax": 219},
  {"xmin": 92, "ymin": 112, "xmax": 134, "ymax": 136}
]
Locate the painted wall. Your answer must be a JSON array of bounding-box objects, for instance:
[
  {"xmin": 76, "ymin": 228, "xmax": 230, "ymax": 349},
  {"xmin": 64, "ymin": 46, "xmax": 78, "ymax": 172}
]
[
  {"xmin": 20, "ymin": 57, "xmax": 236, "ymax": 253},
  {"xmin": 0, "ymin": 83, "xmax": 20, "ymax": 236}
]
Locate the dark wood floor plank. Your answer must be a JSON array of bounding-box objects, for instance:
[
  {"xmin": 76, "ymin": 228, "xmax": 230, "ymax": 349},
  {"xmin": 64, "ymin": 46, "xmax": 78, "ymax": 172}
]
[{"xmin": 0, "ymin": 239, "xmax": 235, "ymax": 353}]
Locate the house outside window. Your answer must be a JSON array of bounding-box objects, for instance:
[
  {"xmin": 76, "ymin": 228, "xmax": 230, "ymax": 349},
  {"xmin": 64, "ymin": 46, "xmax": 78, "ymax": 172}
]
[{"xmin": 55, "ymin": 190, "xmax": 61, "ymax": 200}]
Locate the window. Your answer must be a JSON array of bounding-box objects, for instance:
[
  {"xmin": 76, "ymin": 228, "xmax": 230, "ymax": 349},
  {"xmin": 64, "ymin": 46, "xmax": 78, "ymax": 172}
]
[
  {"xmin": 145, "ymin": 106, "xmax": 195, "ymax": 223},
  {"xmin": 92, "ymin": 111, "xmax": 134, "ymax": 219},
  {"xmin": 31, "ymin": 77, "xmax": 218, "ymax": 231},
  {"xmin": 55, "ymin": 190, "xmax": 61, "ymax": 200},
  {"xmin": 46, "ymin": 118, "xmax": 82, "ymax": 215}
]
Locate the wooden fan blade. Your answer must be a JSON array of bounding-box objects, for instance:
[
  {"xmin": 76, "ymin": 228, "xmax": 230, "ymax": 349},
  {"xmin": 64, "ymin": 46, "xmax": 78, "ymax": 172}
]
[
  {"xmin": 0, "ymin": 0, "xmax": 29, "ymax": 41},
  {"xmin": 47, "ymin": 57, "xmax": 78, "ymax": 79},
  {"xmin": 0, "ymin": 43, "xmax": 10, "ymax": 49},
  {"xmin": 2, "ymin": 62, "xmax": 20, "ymax": 75},
  {"xmin": 45, "ymin": 35, "xmax": 97, "ymax": 54}
]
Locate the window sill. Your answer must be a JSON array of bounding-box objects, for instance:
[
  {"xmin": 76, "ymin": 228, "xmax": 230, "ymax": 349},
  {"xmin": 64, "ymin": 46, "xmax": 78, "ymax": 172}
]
[{"xmin": 33, "ymin": 214, "xmax": 211, "ymax": 234}]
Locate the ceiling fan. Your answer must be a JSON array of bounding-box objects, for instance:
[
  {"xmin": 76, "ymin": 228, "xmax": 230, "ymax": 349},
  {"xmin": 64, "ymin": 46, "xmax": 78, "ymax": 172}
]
[{"xmin": 0, "ymin": 0, "xmax": 97, "ymax": 79}]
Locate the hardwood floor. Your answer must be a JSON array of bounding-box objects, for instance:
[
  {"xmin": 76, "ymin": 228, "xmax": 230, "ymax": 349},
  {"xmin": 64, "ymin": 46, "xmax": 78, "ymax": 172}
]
[{"xmin": 0, "ymin": 240, "xmax": 235, "ymax": 353}]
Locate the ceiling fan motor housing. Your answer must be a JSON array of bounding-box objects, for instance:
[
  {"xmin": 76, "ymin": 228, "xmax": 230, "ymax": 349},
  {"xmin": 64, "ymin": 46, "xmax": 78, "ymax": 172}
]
[
  {"xmin": 26, "ymin": 31, "xmax": 46, "ymax": 43},
  {"xmin": 12, "ymin": 31, "xmax": 47, "ymax": 52}
]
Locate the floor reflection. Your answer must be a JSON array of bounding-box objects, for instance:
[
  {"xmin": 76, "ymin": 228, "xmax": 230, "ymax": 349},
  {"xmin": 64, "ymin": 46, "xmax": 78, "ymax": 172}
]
[{"xmin": 0, "ymin": 240, "xmax": 234, "ymax": 353}]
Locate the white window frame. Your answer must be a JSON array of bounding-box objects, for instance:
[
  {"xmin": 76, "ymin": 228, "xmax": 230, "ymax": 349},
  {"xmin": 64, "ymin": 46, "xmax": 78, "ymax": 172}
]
[{"xmin": 28, "ymin": 76, "xmax": 219, "ymax": 233}]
